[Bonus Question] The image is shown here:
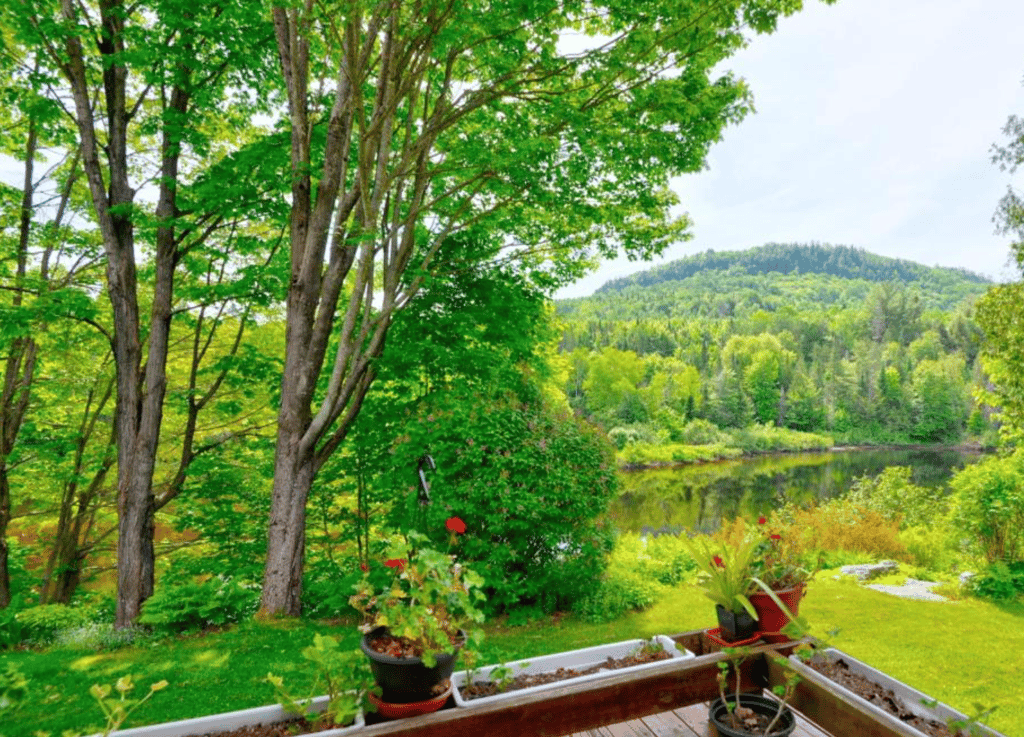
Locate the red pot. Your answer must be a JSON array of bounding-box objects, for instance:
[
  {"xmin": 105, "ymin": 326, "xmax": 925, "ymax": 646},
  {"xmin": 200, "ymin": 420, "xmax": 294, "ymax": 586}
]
[{"xmin": 749, "ymin": 583, "xmax": 804, "ymax": 643}]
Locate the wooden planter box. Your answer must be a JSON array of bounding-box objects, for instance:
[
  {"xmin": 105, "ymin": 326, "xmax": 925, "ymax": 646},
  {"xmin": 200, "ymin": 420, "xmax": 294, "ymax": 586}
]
[{"xmin": 113, "ymin": 631, "xmax": 994, "ymax": 737}]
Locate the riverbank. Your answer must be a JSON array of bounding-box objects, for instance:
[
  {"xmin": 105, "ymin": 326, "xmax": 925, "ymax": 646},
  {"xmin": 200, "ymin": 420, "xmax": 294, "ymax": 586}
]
[{"xmin": 618, "ymin": 435, "xmax": 987, "ymax": 471}]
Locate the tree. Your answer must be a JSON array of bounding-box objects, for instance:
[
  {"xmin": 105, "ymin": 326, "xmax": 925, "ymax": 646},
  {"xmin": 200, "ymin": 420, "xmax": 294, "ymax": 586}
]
[
  {"xmin": 261, "ymin": 0, "xmax": 834, "ymax": 614},
  {"xmin": 976, "ymin": 282, "xmax": 1024, "ymax": 444},
  {"xmin": 10, "ymin": 0, "xmax": 282, "ymax": 624},
  {"xmin": 991, "ymin": 83, "xmax": 1024, "ymax": 273}
]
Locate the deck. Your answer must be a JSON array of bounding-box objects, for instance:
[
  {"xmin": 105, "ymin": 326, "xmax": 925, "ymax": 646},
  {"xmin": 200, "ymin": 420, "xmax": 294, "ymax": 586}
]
[{"xmin": 568, "ymin": 702, "xmax": 834, "ymax": 737}]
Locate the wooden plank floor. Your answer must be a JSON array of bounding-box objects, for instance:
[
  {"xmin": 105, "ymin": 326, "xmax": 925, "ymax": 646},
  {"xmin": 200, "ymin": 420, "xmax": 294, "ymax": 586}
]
[{"xmin": 569, "ymin": 702, "xmax": 836, "ymax": 737}]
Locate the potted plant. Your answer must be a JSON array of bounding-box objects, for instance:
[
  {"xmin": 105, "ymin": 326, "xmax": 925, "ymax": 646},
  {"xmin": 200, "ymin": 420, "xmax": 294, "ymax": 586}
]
[
  {"xmin": 349, "ymin": 517, "xmax": 485, "ymax": 711},
  {"xmin": 708, "ymin": 645, "xmax": 800, "ymax": 737},
  {"xmin": 683, "ymin": 521, "xmax": 762, "ymax": 644},
  {"xmin": 748, "ymin": 516, "xmax": 816, "ymax": 643}
]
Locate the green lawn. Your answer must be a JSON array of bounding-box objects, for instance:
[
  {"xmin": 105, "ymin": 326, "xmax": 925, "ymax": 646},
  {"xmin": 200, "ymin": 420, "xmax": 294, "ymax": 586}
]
[{"xmin": 3, "ymin": 574, "xmax": 1022, "ymax": 737}]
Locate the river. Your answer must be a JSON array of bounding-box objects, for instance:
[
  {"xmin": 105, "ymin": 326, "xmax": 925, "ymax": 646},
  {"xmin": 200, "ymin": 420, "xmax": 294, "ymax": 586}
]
[{"xmin": 609, "ymin": 447, "xmax": 982, "ymax": 535}]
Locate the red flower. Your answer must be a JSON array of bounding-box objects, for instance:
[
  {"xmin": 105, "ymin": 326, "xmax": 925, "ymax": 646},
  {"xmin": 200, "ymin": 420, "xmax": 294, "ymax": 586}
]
[
  {"xmin": 758, "ymin": 515, "xmax": 767, "ymax": 525},
  {"xmin": 359, "ymin": 562, "xmax": 369, "ymax": 573},
  {"xmin": 384, "ymin": 558, "xmax": 406, "ymax": 571},
  {"xmin": 770, "ymin": 534, "xmax": 782, "ymax": 541},
  {"xmin": 446, "ymin": 516, "xmax": 467, "ymax": 534},
  {"xmin": 712, "ymin": 555, "xmax": 724, "ymax": 568}
]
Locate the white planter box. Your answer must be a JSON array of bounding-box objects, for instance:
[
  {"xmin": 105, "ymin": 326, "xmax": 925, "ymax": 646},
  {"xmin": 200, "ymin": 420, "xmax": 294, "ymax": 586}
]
[
  {"xmin": 95, "ymin": 695, "xmax": 364, "ymax": 737},
  {"xmin": 788, "ymin": 648, "xmax": 1004, "ymax": 737},
  {"xmin": 452, "ymin": 635, "xmax": 694, "ymax": 707}
]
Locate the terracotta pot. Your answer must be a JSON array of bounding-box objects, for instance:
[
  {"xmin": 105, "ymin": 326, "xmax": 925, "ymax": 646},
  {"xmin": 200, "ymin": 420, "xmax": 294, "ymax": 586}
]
[
  {"xmin": 368, "ymin": 680, "xmax": 453, "ymax": 719},
  {"xmin": 748, "ymin": 584, "xmax": 804, "ymax": 643}
]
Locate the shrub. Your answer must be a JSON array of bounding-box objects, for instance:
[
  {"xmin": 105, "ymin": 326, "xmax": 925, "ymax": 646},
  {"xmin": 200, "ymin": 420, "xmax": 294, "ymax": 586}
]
[
  {"xmin": 845, "ymin": 466, "xmax": 945, "ymax": 529},
  {"xmin": 0, "ymin": 595, "xmax": 26, "ymax": 648},
  {"xmin": 385, "ymin": 388, "xmax": 619, "ymax": 615},
  {"xmin": 773, "ymin": 499, "xmax": 906, "ymax": 559},
  {"xmin": 948, "ymin": 449, "xmax": 1024, "ymax": 564},
  {"xmin": 898, "ymin": 524, "xmax": 957, "ymax": 573},
  {"xmin": 676, "ymin": 419, "xmax": 729, "ymax": 446},
  {"xmin": 967, "ymin": 561, "xmax": 1024, "ymax": 600},
  {"xmin": 726, "ymin": 424, "xmax": 832, "ymax": 453},
  {"xmin": 572, "ymin": 569, "xmax": 665, "ymax": 623},
  {"xmin": 16, "ymin": 604, "xmax": 96, "ymax": 645},
  {"xmin": 608, "ymin": 426, "xmax": 643, "ymax": 450},
  {"xmin": 610, "ymin": 533, "xmax": 696, "ymax": 587},
  {"xmin": 138, "ymin": 577, "xmax": 259, "ymax": 632}
]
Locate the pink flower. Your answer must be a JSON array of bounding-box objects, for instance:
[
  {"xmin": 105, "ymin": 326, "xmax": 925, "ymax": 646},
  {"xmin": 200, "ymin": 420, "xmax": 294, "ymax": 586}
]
[{"xmin": 446, "ymin": 516, "xmax": 467, "ymax": 534}]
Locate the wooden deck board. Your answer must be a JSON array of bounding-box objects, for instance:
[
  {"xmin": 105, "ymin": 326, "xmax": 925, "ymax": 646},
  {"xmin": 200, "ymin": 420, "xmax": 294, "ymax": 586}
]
[{"xmin": 569, "ymin": 701, "xmax": 836, "ymax": 737}]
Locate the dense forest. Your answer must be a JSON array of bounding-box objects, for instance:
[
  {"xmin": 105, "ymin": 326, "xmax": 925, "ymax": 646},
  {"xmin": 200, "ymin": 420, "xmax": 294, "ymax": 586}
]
[{"xmin": 556, "ymin": 243, "xmax": 993, "ymax": 453}]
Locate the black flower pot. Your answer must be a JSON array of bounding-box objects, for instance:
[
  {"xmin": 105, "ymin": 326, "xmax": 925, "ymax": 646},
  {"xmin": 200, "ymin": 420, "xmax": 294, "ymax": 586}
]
[
  {"xmin": 709, "ymin": 694, "xmax": 797, "ymax": 737},
  {"xmin": 715, "ymin": 604, "xmax": 758, "ymax": 642},
  {"xmin": 360, "ymin": 626, "xmax": 463, "ymax": 704}
]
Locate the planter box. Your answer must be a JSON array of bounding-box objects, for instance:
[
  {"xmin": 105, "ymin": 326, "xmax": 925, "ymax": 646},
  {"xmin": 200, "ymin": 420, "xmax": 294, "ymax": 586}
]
[
  {"xmin": 452, "ymin": 635, "xmax": 694, "ymax": 708},
  {"xmin": 788, "ymin": 648, "xmax": 1005, "ymax": 737},
  {"xmin": 95, "ymin": 696, "xmax": 364, "ymax": 737}
]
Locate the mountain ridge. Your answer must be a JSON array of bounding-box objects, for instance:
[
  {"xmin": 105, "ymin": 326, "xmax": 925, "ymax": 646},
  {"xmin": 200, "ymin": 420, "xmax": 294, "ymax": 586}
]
[{"xmin": 594, "ymin": 242, "xmax": 992, "ymax": 294}]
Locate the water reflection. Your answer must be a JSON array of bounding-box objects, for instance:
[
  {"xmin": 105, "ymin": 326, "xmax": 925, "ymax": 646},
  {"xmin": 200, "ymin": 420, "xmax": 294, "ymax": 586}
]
[{"xmin": 610, "ymin": 448, "xmax": 981, "ymax": 535}]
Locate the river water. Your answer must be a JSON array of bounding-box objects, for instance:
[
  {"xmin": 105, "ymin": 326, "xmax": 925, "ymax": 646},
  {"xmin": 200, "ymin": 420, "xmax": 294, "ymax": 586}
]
[{"xmin": 609, "ymin": 447, "xmax": 982, "ymax": 535}]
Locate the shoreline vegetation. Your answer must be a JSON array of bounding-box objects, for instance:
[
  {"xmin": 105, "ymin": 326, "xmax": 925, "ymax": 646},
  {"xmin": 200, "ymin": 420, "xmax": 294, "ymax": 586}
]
[{"xmin": 617, "ymin": 438, "xmax": 988, "ymax": 471}]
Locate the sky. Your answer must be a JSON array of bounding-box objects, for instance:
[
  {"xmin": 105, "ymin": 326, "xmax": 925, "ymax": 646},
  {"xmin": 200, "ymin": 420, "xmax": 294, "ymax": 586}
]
[{"xmin": 556, "ymin": 0, "xmax": 1024, "ymax": 299}]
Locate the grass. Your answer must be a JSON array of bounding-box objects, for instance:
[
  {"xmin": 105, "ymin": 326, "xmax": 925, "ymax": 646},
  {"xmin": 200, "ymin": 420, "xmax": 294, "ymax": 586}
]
[{"xmin": 3, "ymin": 577, "xmax": 1023, "ymax": 737}]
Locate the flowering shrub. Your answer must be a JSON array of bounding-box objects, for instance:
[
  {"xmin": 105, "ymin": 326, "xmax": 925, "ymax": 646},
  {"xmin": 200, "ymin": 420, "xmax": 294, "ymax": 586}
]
[
  {"xmin": 349, "ymin": 521, "xmax": 485, "ymax": 666},
  {"xmin": 385, "ymin": 388, "xmax": 618, "ymax": 614}
]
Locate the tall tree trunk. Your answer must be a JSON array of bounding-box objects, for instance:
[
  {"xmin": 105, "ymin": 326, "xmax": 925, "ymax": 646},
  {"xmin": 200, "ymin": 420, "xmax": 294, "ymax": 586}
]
[{"xmin": 0, "ymin": 105, "xmax": 40, "ymax": 608}]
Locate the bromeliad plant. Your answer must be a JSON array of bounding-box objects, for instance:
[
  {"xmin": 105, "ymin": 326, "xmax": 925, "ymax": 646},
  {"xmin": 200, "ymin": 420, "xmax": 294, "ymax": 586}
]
[
  {"xmin": 683, "ymin": 523, "xmax": 761, "ymax": 620},
  {"xmin": 349, "ymin": 517, "xmax": 486, "ymax": 666}
]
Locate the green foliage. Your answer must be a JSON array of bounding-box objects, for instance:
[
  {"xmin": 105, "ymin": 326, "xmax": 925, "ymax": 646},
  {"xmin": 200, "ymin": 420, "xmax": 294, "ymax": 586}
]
[
  {"xmin": 612, "ymin": 533, "xmax": 697, "ymax": 587},
  {"xmin": 898, "ymin": 525, "xmax": 957, "ymax": 573},
  {"xmin": 674, "ymin": 418, "xmax": 729, "ymax": 446},
  {"xmin": 349, "ymin": 529, "xmax": 486, "ymax": 667},
  {"xmin": 137, "ymin": 577, "xmax": 259, "ymax": 633},
  {"xmin": 0, "ymin": 594, "xmax": 25, "ymax": 647},
  {"xmin": 967, "ymin": 561, "xmax": 1024, "ymax": 601},
  {"xmin": 385, "ymin": 386, "xmax": 618, "ymax": 615},
  {"xmin": 681, "ymin": 520, "xmax": 760, "ymax": 618},
  {"xmin": 976, "ymin": 282, "xmax": 1024, "ymax": 444},
  {"xmin": 572, "ymin": 570, "xmax": 665, "ymax": 623},
  {"xmin": 0, "ymin": 663, "xmax": 28, "ymax": 716},
  {"xmin": 596, "ymin": 243, "xmax": 991, "ymax": 295},
  {"xmin": 845, "ymin": 466, "xmax": 946, "ymax": 529},
  {"xmin": 726, "ymin": 425, "xmax": 832, "ymax": 454},
  {"xmin": 948, "ymin": 449, "xmax": 1024, "ymax": 564},
  {"xmin": 267, "ymin": 634, "xmax": 373, "ymax": 729},
  {"xmin": 15, "ymin": 604, "xmax": 96, "ymax": 645},
  {"xmin": 89, "ymin": 676, "xmax": 168, "ymax": 737}
]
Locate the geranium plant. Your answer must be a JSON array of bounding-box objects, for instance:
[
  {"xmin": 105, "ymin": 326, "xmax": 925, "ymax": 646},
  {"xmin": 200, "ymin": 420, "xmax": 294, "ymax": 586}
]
[
  {"xmin": 749, "ymin": 516, "xmax": 817, "ymax": 591},
  {"xmin": 349, "ymin": 517, "xmax": 485, "ymax": 667}
]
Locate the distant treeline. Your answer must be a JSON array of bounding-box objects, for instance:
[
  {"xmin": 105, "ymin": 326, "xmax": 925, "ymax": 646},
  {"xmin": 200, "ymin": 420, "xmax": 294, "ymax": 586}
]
[{"xmin": 595, "ymin": 242, "xmax": 992, "ymax": 294}]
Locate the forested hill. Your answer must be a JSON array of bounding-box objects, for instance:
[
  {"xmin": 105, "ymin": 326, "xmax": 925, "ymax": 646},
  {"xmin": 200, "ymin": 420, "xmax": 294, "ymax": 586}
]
[{"xmin": 594, "ymin": 243, "xmax": 991, "ymax": 294}]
